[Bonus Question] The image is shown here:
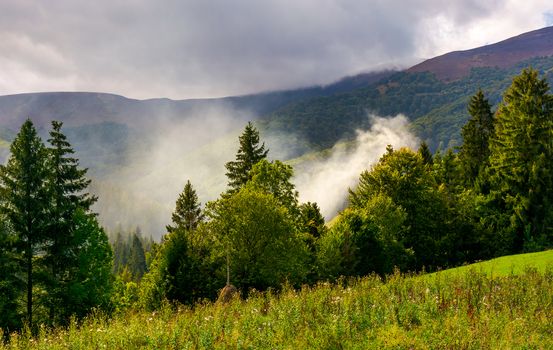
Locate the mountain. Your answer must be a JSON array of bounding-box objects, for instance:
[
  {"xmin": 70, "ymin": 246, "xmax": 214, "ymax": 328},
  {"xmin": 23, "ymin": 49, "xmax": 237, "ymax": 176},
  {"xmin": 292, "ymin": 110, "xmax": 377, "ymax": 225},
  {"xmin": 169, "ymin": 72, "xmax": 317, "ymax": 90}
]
[
  {"xmin": 0, "ymin": 70, "xmax": 397, "ymax": 132},
  {"xmin": 1, "ymin": 26, "xmax": 552, "ymax": 237},
  {"xmin": 409, "ymin": 26, "xmax": 553, "ymax": 81},
  {"xmin": 263, "ymin": 26, "xmax": 553, "ymax": 154}
]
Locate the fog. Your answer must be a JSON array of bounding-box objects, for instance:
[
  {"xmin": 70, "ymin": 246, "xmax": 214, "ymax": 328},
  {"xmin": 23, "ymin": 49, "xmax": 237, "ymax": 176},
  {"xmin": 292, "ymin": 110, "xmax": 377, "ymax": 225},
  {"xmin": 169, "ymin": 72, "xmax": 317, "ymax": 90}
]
[
  {"xmin": 293, "ymin": 115, "xmax": 419, "ymax": 220},
  {"xmin": 91, "ymin": 104, "xmax": 252, "ymax": 238},
  {"xmin": 89, "ymin": 111, "xmax": 418, "ymax": 238},
  {"xmin": 1, "ymin": 108, "xmax": 419, "ymax": 239}
]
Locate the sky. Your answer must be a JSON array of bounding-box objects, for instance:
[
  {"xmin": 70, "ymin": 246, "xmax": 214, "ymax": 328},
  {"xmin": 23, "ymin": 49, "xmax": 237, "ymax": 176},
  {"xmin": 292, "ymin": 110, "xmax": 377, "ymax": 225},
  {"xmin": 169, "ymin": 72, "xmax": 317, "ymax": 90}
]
[{"xmin": 1, "ymin": 0, "xmax": 553, "ymax": 100}]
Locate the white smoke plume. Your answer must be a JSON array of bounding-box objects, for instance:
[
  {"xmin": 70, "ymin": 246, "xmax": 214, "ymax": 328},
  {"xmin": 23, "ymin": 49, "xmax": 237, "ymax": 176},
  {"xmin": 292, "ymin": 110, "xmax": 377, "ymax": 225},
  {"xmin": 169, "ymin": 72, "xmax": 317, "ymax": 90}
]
[{"xmin": 293, "ymin": 114, "xmax": 419, "ymax": 220}]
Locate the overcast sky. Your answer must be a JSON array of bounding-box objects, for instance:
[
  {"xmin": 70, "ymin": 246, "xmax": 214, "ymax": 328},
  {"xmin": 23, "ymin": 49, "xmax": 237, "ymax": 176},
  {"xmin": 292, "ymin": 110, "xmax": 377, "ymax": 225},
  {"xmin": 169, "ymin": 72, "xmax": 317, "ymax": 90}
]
[{"xmin": 1, "ymin": 0, "xmax": 552, "ymax": 100}]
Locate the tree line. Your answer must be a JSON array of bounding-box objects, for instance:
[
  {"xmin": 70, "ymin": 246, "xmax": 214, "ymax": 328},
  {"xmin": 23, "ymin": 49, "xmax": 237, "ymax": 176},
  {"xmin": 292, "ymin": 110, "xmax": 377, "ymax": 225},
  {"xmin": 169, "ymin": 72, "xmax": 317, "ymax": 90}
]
[{"xmin": 1, "ymin": 68, "xmax": 552, "ymax": 333}]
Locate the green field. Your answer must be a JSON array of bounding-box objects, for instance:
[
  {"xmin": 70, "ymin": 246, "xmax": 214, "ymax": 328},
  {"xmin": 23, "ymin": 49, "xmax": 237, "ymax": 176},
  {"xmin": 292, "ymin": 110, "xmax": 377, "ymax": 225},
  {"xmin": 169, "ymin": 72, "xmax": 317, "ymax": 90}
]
[
  {"xmin": 3, "ymin": 251, "xmax": 552, "ymax": 349},
  {"xmin": 429, "ymin": 249, "xmax": 553, "ymax": 278}
]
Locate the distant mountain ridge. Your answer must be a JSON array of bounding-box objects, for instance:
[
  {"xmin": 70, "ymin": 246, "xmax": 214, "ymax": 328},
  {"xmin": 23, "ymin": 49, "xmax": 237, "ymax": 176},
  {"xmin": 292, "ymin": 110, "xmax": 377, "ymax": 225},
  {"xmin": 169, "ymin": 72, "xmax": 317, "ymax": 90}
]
[
  {"xmin": 408, "ymin": 26, "xmax": 553, "ymax": 81},
  {"xmin": 0, "ymin": 70, "xmax": 396, "ymax": 132}
]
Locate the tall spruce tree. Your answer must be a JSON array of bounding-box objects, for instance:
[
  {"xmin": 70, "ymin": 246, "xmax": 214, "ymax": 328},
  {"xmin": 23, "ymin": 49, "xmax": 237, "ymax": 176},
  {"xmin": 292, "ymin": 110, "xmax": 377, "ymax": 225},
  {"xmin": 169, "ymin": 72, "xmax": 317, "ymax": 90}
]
[
  {"xmin": 44, "ymin": 121, "xmax": 98, "ymax": 322},
  {"xmin": 0, "ymin": 218, "xmax": 23, "ymax": 332},
  {"xmin": 167, "ymin": 180, "xmax": 203, "ymax": 232},
  {"xmin": 128, "ymin": 234, "xmax": 147, "ymax": 281},
  {"xmin": 0, "ymin": 119, "xmax": 49, "ymax": 327},
  {"xmin": 225, "ymin": 122, "xmax": 268, "ymax": 191},
  {"xmin": 418, "ymin": 141, "xmax": 433, "ymax": 166},
  {"xmin": 489, "ymin": 69, "xmax": 553, "ymax": 252},
  {"xmin": 63, "ymin": 209, "xmax": 113, "ymax": 319},
  {"xmin": 112, "ymin": 231, "xmax": 129, "ymax": 274},
  {"xmin": 459, "ymin": 89, "xmax": 494, "ymax": 185}
]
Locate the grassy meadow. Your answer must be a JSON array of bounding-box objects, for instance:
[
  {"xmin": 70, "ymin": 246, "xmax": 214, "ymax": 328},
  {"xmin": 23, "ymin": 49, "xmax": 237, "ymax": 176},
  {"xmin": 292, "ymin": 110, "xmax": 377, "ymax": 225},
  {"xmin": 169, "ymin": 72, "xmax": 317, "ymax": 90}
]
[{"xmin": 3, "ymin": 251, "xmax": 552, "ymax": 349}]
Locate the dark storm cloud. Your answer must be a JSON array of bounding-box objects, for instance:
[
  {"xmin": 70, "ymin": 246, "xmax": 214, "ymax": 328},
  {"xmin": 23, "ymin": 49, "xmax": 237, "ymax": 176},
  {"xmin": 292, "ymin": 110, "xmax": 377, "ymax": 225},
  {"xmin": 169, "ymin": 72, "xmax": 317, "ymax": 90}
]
[{"xmin": 0, "ymin": 0, "xmax": 551, "ymax": 99}]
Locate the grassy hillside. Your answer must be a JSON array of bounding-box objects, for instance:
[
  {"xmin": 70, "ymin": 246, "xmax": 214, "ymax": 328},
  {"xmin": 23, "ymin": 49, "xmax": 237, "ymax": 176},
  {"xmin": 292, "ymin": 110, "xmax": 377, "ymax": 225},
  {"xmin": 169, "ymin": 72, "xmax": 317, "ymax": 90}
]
[
  {"xmin": 429, "ymin": 249, "xmax": 553, "ymax": 278},
  {"xmin": 3, "ymin": 252, "xmax": 551, "ymax": 349}
]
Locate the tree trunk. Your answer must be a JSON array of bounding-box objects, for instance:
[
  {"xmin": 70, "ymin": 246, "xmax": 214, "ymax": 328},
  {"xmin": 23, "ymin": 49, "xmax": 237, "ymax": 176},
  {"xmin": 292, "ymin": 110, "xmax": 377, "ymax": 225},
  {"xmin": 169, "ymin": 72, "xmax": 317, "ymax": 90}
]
[{"xmin": 26, "ymin": 239, "xmax": 32, "ymax": 327}]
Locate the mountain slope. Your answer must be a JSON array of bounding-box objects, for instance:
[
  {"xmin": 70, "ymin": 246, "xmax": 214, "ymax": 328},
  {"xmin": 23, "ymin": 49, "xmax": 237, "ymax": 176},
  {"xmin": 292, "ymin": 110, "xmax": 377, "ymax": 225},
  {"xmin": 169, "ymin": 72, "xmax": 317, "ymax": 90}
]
[
  {"xmin": 263, "ymin": 49, "xmax": 553, "ymax": 154},
  {"xmin": 409, "ymin": 26, "xmax": 553, "ymax": 81},
  {"xmin": 0, "ymin": 70, "xmax": 397, "ymax": 132}
]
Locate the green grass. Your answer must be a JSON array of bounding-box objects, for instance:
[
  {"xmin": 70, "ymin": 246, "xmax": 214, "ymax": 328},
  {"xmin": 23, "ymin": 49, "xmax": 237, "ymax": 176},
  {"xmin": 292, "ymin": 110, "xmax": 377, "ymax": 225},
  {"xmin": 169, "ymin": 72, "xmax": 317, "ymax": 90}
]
[
  {"xmin": 429, "ymin": 250, "xmax": 553, "ymax": 278},
  {"xmin": 3, "ymin": 252, "xmax": 552, "ymax": 349}
]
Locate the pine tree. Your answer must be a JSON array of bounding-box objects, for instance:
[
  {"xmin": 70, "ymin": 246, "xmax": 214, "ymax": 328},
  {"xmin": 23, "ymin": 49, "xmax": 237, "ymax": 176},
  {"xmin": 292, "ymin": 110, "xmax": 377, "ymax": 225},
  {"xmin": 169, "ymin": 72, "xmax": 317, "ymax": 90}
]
[
  {"xmin": 225, "ymin": 122, "xmax": 268, "ymax": 191},
  {"xmin": 489, "ymin": 69, "xmax": 553, "ymax": 252},
  {"xmin": 128, "ymin": 234, "xmax": 147, "ymax": 281},
  {"xmin": 44, "ymin": 121, "xmax": 98, "ymax": 322},
  {"xmin": 64, "ymin": 209, "xmax": 113, "ymax": 319},
  {"xmin": 0, "ymin": 218, "xmax": 23, "ymax": 332},
  {"xmin": 112, "ymin": 231, "xmax": 129, "ymax": 274},
  {"xmin": 0, "ymin": 119, "xmax": 49, "ymax": 327},
  {"xmin": 167, "ymin": 180, "xmax": 204, "ymax": 232},
  {"xmin": 459, "ymin": 89, "xmax": 494, "ymax": 185},
  {"xmin": 418, "ymin": 141, "xmax": 433, "ymax": 166}
]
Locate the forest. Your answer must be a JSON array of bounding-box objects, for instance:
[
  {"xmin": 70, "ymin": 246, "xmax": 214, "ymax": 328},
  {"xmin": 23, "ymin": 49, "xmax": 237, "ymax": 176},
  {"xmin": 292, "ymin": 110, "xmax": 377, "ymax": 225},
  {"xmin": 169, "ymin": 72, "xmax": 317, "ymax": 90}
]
[{"xmin": 0, "ymin": 68, "xmax": 552, "ymax": 338}]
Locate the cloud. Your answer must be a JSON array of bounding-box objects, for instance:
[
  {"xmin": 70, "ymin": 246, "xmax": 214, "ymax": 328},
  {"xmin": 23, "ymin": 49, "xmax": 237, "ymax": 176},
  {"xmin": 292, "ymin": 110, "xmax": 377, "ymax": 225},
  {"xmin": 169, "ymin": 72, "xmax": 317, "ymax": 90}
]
[
  {"xmin": 293, "ymin": 115, "xmax": 419, "ymax": 220},
  {"xmin": 0, "ymin": 1, "xmax": 552, "ymax": 99}
]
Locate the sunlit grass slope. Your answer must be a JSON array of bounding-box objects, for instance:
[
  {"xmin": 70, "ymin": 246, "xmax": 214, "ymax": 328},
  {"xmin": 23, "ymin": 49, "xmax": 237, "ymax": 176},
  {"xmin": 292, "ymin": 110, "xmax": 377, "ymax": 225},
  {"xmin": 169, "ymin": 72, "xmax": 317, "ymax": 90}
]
[
  {"xmin": 3, "ymin": 252, "xmax": 552, "ymax": 349},
  {"xmin": 429, "ymin": 249, "xmax": 553, "ymax": 278}
]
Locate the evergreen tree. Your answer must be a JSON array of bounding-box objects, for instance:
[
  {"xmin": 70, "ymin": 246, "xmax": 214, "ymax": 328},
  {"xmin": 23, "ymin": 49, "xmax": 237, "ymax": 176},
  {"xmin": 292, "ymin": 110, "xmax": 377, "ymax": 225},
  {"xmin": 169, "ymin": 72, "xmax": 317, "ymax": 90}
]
[
  {"xmin": 225, "ymin": 122, "xmax": 268, "ymax": 191},
  {"xmin": 0, "ymin": 218, "xmax": 23, "ymax": 333},
  {"xmin": 128, "ymin": 233, "xmax": 147, "ymax": 281},
  {"xmin": 140, "ymin": 228, "xmax": 199, "ymax": 308},
  {"xmin": 0, "ymin": 119, "xmax": 49, "ymax": 327},
  {"xmin": 167, "ymin": 180, "xmax": 203, "ymax": 232},
  {"xmin": 299, "ymin": 202, "xmax": 325, "ymax": 239},
  {"xmin": 459, "ymin": 89, "xmax": 494, "ymax": 185},
  {"xmin": 63, "ymin": 209, "xmax": 113, "ymax": 319},
  {"xmin": 433, "ymin": 149, "xmax": 462, "ymax": 191},
  {"xmin": 44, "ymin": 120, "xmax": 98, "ymax": 322},
  {"xmin": 112, "ymin": 232, "xmax": 129, "ymax": 274},
  {"xmin": 488, "ymin": 69, "xmax": 553, "ymax": 251},
  {"xmin": 418, "ymin": 141, "xmax": 433, "ymax": 166}
]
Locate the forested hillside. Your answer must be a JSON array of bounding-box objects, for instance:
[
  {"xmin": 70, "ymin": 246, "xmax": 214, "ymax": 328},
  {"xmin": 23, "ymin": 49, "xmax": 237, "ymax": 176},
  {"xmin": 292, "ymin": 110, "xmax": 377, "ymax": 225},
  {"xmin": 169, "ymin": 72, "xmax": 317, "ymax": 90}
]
[{"xmin": 261, "ymin": 55, "xmax": 553, "ymax": 155}]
